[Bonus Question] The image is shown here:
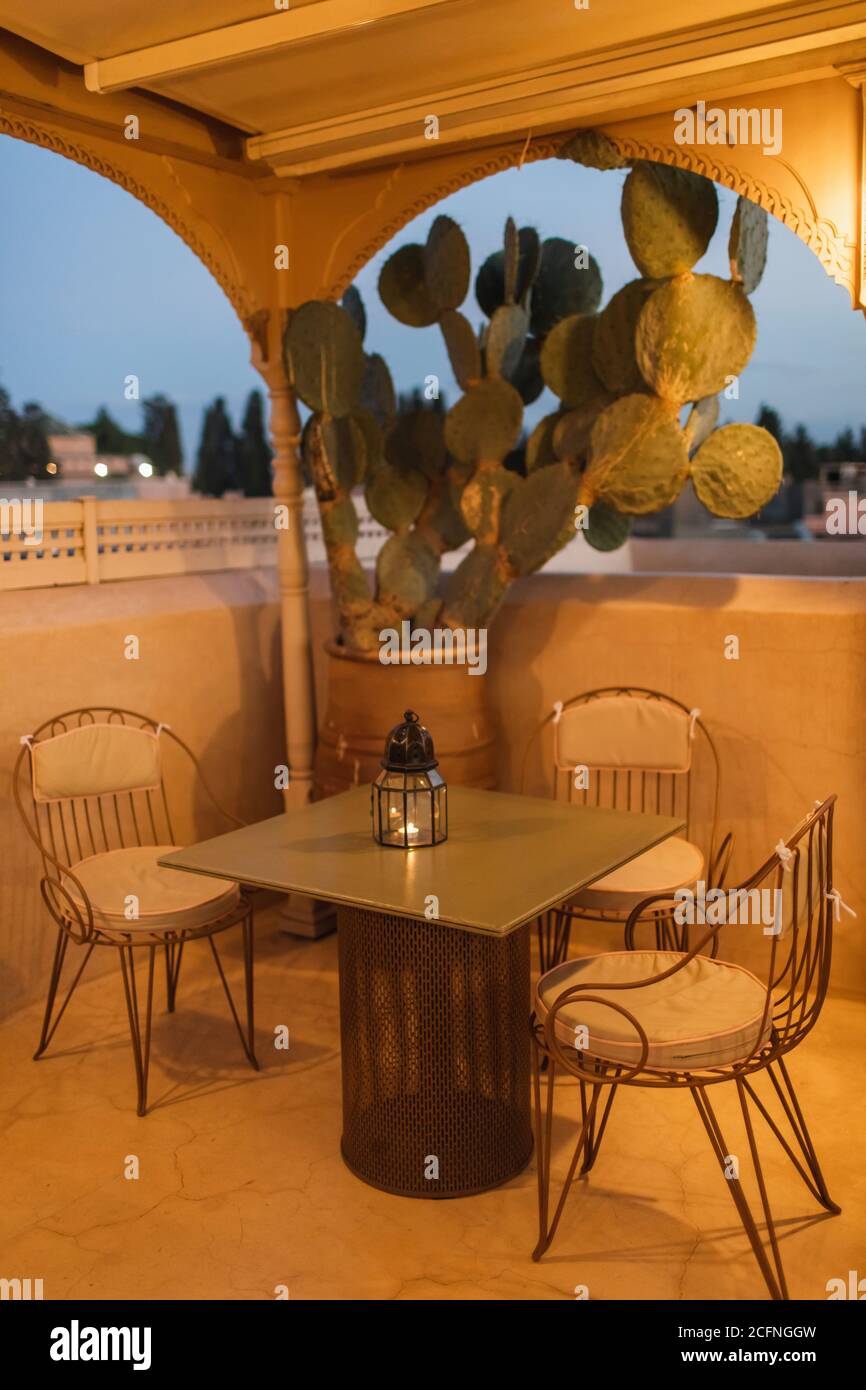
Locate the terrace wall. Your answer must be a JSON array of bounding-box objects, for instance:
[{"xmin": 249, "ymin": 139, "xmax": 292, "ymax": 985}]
[{"xmin": 2, "ymin": 563, "xmax": 864, "ymax": 1018}]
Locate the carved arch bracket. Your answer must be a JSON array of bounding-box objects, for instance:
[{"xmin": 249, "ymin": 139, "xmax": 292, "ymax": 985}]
[
  {"xmin": 0, "ymin": 110, "xmax": 254, "ymax": 321},
  {"xmin": 328, "ymin": 131, "xmax": 858, "ymax": 310}
]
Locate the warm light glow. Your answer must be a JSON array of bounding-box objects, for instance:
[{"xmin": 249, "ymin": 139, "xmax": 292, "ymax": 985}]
[
  {"xmin": 138, "ymin": 460, "xmax": 153, "ymax": 478},
  {"xmin": 46, "ymin": 461, "xmax": 57, "ymax": 475},
  {"xmin": 94, "ymin": 462, "xmax": 109, "ymax": 477}
]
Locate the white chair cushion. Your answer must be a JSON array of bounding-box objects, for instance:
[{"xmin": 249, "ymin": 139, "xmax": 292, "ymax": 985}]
[
  {"xmin": 31, "ymin": 723, "xmax": 162, "ymax": 802},
  {"xmin": 574, "ymin": 835, "xmax": 704, "ymax": 911},
  {"xmin": 536, "ymin": 949, "xmax": 772, "ymax": 1071},
  {"xmin": 555, "ymin": 695, "xmax": 694, "ymax": 772},
  {"xmin": 66, "ymin": 846, "xmax": 240, "ymax": 934}
]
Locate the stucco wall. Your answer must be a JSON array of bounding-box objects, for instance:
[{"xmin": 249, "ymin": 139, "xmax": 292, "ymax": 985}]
[{"xmin": 2, "ymin": 562, "xmax": 864, "ymax": 1019}]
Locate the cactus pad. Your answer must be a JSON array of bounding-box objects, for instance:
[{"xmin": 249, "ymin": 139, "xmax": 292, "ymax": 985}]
[
  {"xmin": 728, "ymin": 196, "xmax": 769, "ymax": 294},
  {"xmin": 444, "ymin": 378, "xmax": 523, "ymax": 464},
  {"xmin": 486, "ymin": 303, "xmax": 529, "ymax": 379},
  {"xmin": 360, "ymin": 352, "xmax": 396, "ymax": 427},
  {"xmin": 622, "ymin": 162, "xmax": 718, "ymax": 277},
  {"xmin": 441, "ymin": 546, "xmax": 506, "ymax": 629},
  {"xmin": 500, "ymin": 462, "xmax": 580, "ymax": 575},
  {"xmin": 376, "ymin": 533, "xmax": 439, "ymax": 614},
  {"xmin": 530, "ymin": 237, "xmax": 603, "ymax": 338},
  {"xmin": 459, "ymin": 464, "xmax": 517, "ymax": 539},
  {"xmin": 541, "ymin": 313, "xmax": 608, "ymax": 409},
  {"xmin": 582, "ymin": 500, "xmax": 632, "ymax": 552},
  {"xmin": 683, "ymin": 395, "xmax": 720, "ymax": 453},
  {"xmin": 341, "ymin": 285, "xmax": 366, "ymax": 342},
  {"xmin": 526, "ymin": 411, "xmax": 563, "ymax": 472},
  {"xmin": 558, "ymin": 129, "xmax": 628, "ymax": 170},
  {"xmin": 586, "ymin": 393, "xmax": 690, "ymax": 513},
  {"xmin": 386, "ymin": 407, "xmax": 447, "ymax": 479},
  {"xmin": 592, "ymin": 278, "xmax": 659, "ymax": 395},
  {"xmin": 552, "ymin": 398, "xmax": 611, "ymax": 462},
  {"xmin": 365, "ymin": 463, "xmax": 428, "ymax": 532},
  {"xmin": 475, "ymin": 226, "xmax": 541, "ymax": 316},
  {"xmin": 507, "ymin": 336, "xmax": 544, "ymax": 405},
  {"xmin": 424, "ymin": 215, "xmax": 471, "ymax": 311},
  {"xmin": 284, "ymin": 300, "xmax": 364, "ymax": 416},
  {"xmin": 690, "ymin": 423, "xmax": 782, "ymax": 517},
  {"xmin": 439, "ymin": 308, "xmax": 482, "ymax": 389},
  {"xmin": 635, "ymin": 274, "xmax": 756, "ymax": 404},
  {"xmin": 321, "ymin": 495, "xmax": 360, "ymax": 549},
  {"xmin": 378, "ymin": 243, "xmax": 440, "ymax": 327}
]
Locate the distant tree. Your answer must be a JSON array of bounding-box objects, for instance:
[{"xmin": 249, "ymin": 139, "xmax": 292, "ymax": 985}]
[
  {"xmin": 785, "ymin": 423, "xmax": 818, "ymax": 482},
  {"xmin": 192, "ymin": 397, "xmax": 238, "ymax": 497},
  {"xmin": 756, "ymin": 403, "xmax": 784, "ymax": 443},
  {"xmin": 830, "ymin": 427, "xmax": 857, "ymax": 462},
  {"xmin": 18, "ymin": 402, "xmax": 52, "ymax": 478},
  {"xmin": 85, "ymin": 406, "xmax": 144, "ymax": 456},
  {"xmin": 142, "ymin": 394, "xmax": 183, "ymax": 475},
  {"xmin": 0, "ymin": 385, "xmax": 23, "ymax": 480},
  {"xmin": 238, "ymin": 390, "xmax": 273, "ymax": 497}
]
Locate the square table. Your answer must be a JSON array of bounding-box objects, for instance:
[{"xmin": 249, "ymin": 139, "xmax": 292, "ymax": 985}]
[{"xmin": 161, "ymin": 787, "xmax": 683, "ymax": 1198}]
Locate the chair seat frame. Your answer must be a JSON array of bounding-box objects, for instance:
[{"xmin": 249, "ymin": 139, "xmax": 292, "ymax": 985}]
[
  {"xmin": 14, "ymin": 707, "xmax": 260, "ymax": 1115},
  {"xmin": 530, "ymin": 796, "xmax": 840, "ymax": 1301}
]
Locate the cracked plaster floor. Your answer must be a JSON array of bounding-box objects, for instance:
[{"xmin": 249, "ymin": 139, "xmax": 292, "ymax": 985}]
[{"xmin": 1, "ymin": 905, "xmax": 863, "ymax": 1301}]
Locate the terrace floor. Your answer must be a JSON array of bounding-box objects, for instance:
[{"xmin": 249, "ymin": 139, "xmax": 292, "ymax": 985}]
[{"xmin": 2, "ymin": 906, "xmax": 863, "ymax": 1302}]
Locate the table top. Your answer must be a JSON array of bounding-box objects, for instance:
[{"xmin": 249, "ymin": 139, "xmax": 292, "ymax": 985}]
[{"xmin": 160, "ymin": 787, "xmax": 683, "ymax": 937}]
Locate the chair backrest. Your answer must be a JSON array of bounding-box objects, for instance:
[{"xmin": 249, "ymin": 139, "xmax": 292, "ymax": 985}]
[
  {"xmin": 14, "ymin": 708, "xmax": 179, "ymax": 875},
  {"xmin": 527, "ymin": 688, "xmax": 721, "ymax": 859},
  {"xmin": 745, "ymin": 795, "xmax": 837, "ymax": 1058}
]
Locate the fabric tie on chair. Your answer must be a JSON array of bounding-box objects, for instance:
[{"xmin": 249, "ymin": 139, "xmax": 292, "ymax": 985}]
[{"xmin": 826, "ymin": 889, "xmax": 856, "ymax": 922}]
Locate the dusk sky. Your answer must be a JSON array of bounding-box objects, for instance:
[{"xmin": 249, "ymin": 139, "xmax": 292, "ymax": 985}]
[{"xmin": 1, "ymin": 135, "xmax": 863, "ymax": 467}]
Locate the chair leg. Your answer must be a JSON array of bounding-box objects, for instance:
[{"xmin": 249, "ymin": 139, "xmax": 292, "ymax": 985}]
[
  {"xmin": 34, "ymin": 929, "xmax": 95, "ymax": 1060},
  {"xmin": 578, "ymin": 1076, "xmax": 618, "ymax": 1175},
  {"xmin": 164, "ymin": 941, "xmax": 184, "ymax": 1013},
  {"xmin": 532, "ymin": 1036, "xmax": 606, "ymax": 1261},
  {"xmin": 207, "ymin": 914, "xmax": 258, "ymax": 1071},
  {"xmin": 691, "ymin": 1081, "xmax": 788, "ymax": 1300},
  {"xmin": 741, "ymin": 1057, "xmax": 841, "ymax": 1214},
  {"xmin": 536, "ymin": 908, "xmax": 573, "ymax": 975},
  {"xmin": 118, "ymin": 945, "xmax": 156, "ymax": 1117}
]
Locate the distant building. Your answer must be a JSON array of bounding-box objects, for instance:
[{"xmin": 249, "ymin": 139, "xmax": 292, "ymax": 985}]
[{"xmin": 47, "ymin": 432, "xmax": 152, "ymax": 480}]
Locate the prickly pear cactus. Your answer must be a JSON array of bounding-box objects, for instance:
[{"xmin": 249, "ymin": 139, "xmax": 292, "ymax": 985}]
[{"xmin": 287, "ymin": 152, "xmax": 779, "ymax": 646}]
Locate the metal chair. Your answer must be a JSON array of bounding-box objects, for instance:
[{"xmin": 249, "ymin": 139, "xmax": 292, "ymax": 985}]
[
  {"xmin": 530, "ymin": 795, "xmax": 841, "ymax": 1300},
  {"xmin": 13, "ymin": 707, "xmax": 258, "ymax": 1115},
  {"xmin": 522, "ymin": 688, "xmax": 732, "ymax": 972}
]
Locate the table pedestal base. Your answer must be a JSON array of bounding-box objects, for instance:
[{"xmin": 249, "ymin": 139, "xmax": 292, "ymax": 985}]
[{"xmin": 337, "ymin": 905, "xmax": 532, "ymax": 1198}]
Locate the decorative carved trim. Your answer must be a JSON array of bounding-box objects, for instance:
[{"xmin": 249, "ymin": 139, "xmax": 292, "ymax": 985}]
[
  {"xmin": 326, "ymin": 131, "xmax": 857, "ymax": 309},
  {"xmin": 0, "ymin": 109, "xmax": 253, "ymax": 320}
]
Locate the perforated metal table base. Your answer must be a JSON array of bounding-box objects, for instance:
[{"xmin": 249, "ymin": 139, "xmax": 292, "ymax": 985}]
[{"xmin": 337, "ymin": 905, "xmax": 532, "ymax": 1198}]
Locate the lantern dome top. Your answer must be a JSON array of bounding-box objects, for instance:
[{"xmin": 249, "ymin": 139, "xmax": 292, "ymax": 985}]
[{"xmin": 381, "ymin": 709, "xmax": 439, "ymax": 772}]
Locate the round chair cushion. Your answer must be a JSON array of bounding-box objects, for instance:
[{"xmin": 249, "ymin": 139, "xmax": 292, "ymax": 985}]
[
  {"xmin": 536, "ymin": 949, "xmax": 772, "ymax": 1071},
  {"xmin": 65, "ymin": 846, "xmax": 240, "ymax": 934},
  {"xmin": 573, "ymin": 835, "xmax": 705, "ymax": 912}
]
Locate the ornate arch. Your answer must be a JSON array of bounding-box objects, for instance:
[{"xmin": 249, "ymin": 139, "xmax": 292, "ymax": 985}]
[
  {"xmin": 0, "ymin": 110, "xmax": 254, "ymax": 321},
  {"xmin": 328, "ymin": 130, "xmax": 857, "ymax": 306}
]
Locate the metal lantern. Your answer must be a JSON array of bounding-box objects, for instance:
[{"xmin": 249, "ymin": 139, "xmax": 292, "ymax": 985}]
[{"xmin": 371, "ymin": 709, "xmax": 448, "ymax": 848}]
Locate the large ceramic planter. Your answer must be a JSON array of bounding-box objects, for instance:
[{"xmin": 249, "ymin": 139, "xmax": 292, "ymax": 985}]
[{"xmin": 315, "ymin": 640, "xmax": 497, "ymax": 797}]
